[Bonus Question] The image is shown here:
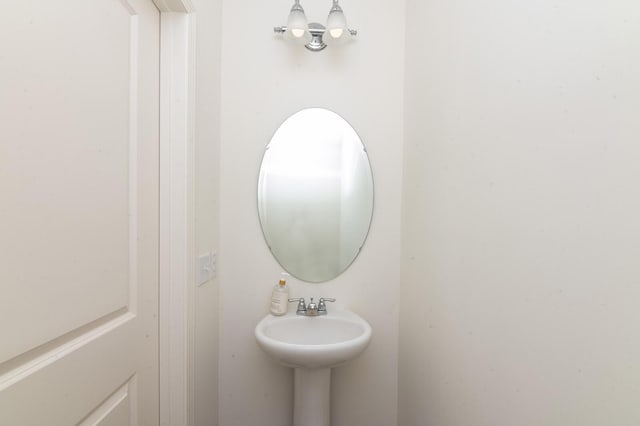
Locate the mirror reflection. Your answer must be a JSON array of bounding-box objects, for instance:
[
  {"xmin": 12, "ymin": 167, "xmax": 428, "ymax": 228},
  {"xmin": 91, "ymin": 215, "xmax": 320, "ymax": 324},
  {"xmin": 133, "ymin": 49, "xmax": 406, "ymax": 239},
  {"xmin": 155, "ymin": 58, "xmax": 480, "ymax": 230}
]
[{"xmin": 258, "ymin": 108, "xmax": 373, "ymax": 282}]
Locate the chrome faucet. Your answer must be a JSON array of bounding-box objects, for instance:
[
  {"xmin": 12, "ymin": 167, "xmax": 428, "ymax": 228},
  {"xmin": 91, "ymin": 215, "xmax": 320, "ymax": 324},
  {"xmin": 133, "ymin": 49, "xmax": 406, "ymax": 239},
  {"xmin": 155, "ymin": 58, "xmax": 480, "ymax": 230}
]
[
  {"xmin": 306, "ymin": 298, "xmax": 319, "ymax": 316},
  {"xmin": 317, "ymin": 297, "xmax": 336, "ymax": 315},
  {"xmin": 288, "ymin": 297, "xmax": 307, "ymax": 315},
  {"xmin": 288, "ymin": 297, "xmax": 335, "ymax": 316}
]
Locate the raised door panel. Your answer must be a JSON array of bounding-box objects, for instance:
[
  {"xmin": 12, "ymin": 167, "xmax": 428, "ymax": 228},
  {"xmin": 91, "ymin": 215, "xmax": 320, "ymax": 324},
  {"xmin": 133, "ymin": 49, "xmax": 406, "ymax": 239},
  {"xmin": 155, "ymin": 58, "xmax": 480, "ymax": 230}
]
[{"xmin": 0, "ymin": 0, "xmax": 160, "ymax": 424}]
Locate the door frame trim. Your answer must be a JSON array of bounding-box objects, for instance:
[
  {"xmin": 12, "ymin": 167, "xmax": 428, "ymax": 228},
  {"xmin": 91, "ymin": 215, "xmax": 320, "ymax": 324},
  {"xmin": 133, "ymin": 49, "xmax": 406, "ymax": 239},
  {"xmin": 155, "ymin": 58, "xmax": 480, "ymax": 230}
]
[{"xmin": 155, "ymin": 1, "xmax": 196, "ymax": 425}]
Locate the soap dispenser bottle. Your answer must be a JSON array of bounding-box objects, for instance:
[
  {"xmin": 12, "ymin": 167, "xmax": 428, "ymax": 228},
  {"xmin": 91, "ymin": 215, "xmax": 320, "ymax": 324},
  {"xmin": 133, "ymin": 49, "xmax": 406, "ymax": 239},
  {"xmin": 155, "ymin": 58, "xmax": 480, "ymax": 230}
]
[{"xmin": 270, "ymin": 274, "xmax": 289, "ymax": 316}]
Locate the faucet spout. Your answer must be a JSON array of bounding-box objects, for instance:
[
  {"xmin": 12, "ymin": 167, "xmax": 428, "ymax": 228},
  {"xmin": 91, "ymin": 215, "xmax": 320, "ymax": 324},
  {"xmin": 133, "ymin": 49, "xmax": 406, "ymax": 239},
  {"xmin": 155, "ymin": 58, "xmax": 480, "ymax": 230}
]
[{"xmin": 306, "ymin": 298, "xmax": 319, "ymax": 316}]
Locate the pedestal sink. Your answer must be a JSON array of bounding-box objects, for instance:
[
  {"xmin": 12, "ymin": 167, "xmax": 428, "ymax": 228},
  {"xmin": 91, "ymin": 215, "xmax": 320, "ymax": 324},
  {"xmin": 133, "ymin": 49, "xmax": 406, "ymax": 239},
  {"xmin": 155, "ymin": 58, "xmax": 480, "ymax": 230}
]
[{"xmin": 255, "ymin": 310, "xmax": 372, "ymax": 426}]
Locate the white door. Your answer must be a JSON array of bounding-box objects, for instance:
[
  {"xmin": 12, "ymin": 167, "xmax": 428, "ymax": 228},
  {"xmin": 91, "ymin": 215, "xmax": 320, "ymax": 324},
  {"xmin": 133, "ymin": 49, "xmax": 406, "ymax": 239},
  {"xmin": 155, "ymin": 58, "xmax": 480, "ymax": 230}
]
[{"xmin": 0, "ymin": 0, "xmax": 160, "ymax": 424}]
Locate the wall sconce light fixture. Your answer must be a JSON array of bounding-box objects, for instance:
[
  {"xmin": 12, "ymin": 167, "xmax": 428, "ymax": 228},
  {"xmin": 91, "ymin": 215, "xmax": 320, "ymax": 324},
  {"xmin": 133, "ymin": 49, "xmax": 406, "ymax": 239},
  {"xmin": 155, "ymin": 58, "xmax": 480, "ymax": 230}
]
[{"xmin": 274, "ymin": 0, "xmax": 357, "ymax": 52}]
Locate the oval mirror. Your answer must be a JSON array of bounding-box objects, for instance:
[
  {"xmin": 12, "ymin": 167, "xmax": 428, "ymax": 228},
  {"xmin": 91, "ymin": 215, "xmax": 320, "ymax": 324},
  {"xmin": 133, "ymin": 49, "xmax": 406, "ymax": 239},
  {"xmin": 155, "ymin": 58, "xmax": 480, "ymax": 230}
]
[{"xmin": 258, "ymin": 108, "xmax": 374, "ymax": 282}]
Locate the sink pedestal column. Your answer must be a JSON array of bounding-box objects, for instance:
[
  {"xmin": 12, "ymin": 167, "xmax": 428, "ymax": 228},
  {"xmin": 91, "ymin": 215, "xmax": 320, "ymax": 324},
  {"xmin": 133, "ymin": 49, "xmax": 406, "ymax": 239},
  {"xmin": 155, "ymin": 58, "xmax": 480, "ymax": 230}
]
[{"xmin": 293, "ymin": 367, "xmax": 331, "ymax": 426}]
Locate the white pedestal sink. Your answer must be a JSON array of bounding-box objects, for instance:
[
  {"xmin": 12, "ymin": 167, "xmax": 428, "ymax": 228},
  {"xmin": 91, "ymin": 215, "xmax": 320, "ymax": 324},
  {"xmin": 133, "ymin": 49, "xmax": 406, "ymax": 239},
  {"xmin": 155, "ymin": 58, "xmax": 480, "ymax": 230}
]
[{"xmin": 255, "ymin": 310, "xmax": 372, "ymax": 426}]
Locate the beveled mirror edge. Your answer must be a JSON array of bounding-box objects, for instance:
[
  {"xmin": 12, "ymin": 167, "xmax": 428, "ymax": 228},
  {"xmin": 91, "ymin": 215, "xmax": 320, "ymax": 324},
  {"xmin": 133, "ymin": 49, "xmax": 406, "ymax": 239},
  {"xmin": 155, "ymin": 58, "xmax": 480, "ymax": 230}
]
[{"xmin": 256, "ymin": 107, "xmax": 375, "ymax": 283}]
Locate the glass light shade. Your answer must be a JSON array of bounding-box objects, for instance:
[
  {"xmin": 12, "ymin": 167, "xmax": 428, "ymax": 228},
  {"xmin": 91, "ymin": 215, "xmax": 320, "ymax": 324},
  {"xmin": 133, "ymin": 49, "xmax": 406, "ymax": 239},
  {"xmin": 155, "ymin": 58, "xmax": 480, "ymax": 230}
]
[
  {"xmin": 285, "ymin": 3, "xmax": 311, "ymax": 44},
  {"xmin": 324, "ymin": 2, "xmax": 350, "ymax": 45}
]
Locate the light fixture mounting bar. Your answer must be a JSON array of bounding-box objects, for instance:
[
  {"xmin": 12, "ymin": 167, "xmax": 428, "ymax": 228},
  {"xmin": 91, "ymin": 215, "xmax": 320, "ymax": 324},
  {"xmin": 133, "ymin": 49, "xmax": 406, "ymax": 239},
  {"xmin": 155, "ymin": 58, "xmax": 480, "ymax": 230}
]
[
  {"xmin": 274, "ymin": 24, "xmax": 356, "ymax": 52},
  {"xmin": 273, "ymin": 26, "xmax": 357, "ymax": 36},
  {"xmin": 274, "ymin": 0, "xmax": 356, "ymax": 52}
]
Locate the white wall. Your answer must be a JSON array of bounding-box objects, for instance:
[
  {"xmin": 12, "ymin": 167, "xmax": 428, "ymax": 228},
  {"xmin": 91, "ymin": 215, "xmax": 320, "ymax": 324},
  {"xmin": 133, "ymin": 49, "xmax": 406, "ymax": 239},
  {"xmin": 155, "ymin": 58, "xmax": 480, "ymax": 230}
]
[
  {"xmin": 192, "ymin": 1, "xmax": 222, "ymax": 425},
  {"xmin": 400, "ymin": 0, "xmax": 640, "ymax": 425},
  {"xmin": 218, "ymin": 0, "xmax": 404, "ymax": 425}
]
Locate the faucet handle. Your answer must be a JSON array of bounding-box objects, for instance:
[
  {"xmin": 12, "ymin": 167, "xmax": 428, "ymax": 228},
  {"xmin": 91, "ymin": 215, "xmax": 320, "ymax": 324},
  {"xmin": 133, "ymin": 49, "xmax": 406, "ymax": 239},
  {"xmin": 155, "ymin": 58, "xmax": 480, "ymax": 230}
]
[
  {"xmin": 318, "ymin": 297, "xmax": 336, "ymax": 315},
  {"xmin": 288, "ymin": 298, "xmax": 306, "ymax": 315}
]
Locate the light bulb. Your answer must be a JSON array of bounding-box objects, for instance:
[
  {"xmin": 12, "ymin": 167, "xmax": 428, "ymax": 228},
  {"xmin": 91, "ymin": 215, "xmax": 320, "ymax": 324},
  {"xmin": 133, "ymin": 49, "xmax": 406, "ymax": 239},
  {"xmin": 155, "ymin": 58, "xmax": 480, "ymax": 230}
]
[
  {"xmin": 291, "ymin": 28, "xmax": 305, "ymax": 38},
  {"xmin": 325, "ymin": 0, "xmax": 350, "ymax": 45},
  {"xmin": 285, "ymin": 1, "xmax": 311, "ymax": 44},
  {"xmin": 329, "ymin": 28, "xmax": 344, "ymax": 38}
]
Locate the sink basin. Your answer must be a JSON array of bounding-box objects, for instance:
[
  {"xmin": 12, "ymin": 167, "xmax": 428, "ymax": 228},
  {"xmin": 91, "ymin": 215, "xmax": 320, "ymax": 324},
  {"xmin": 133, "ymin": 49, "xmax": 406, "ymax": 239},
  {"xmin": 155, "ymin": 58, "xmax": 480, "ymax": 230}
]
[
  {"xmin": 255, "ymin": 309, "xmax": 372, "ymax": 368},
  {"xmin": 255, "ymin": 309, "xmax": 372, "ymax": 426}
]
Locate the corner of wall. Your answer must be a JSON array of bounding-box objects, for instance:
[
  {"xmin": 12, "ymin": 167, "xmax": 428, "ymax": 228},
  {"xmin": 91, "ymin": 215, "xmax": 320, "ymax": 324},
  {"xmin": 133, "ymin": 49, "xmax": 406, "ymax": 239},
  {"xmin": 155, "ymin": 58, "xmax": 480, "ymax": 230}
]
[{"xmin": 192, "ymin": 0, "xmax": 223, "ymax": 425}]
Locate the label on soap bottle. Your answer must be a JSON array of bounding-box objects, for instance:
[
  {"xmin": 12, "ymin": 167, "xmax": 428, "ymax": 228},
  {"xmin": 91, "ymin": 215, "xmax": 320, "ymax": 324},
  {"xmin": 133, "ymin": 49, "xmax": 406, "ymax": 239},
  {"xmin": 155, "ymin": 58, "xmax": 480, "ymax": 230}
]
[{"xmin": 270, "ymin": 291, "xmax": 288, "ymax": 316}]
